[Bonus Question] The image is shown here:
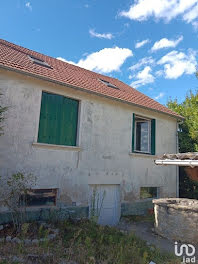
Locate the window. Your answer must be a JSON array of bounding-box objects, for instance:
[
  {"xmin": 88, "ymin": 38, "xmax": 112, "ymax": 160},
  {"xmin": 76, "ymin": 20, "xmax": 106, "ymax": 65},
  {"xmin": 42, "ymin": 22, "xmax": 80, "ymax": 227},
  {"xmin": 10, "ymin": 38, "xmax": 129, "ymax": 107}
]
[
  {"xmin": 132, "ymin": 114, "xmax": 156, "ymax": 154},
  {"xmin": 135, "ymin": 116, "xmax": 150, "ymax": 152},
  {"xmin": 38, "ymin": 92, "xmax": 79, "ymax": 146},
  {"xmin": 28, "ymin": 55, "xmax": 52, "ymax": 68},
  {"xmin": 99, "ymin": 79, "xmax": 118, "ymax": 89},
  {"xmin": 20, "ymin": 189, "xmax": 57, "ymax": 207},
  {"xmin": 140, "ymin": 187, "xmax": 158, "ymax": 199}
]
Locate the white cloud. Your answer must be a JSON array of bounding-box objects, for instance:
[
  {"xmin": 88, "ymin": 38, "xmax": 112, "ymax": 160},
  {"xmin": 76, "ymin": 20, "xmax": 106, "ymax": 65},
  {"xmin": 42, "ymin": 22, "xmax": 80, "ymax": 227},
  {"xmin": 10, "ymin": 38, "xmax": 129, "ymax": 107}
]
[
  {"xmin": 183, "ymin": 3, "xmax": 198, "ymax": 22},
  {"xmin": 155, "ymin": 70, "xmax": 164, "ymax": 77},
  {"xmin": 77, "ymin": 47, "xmax": 133, "ymax": 73},
  {"xmin": 154, "ymin": 92, "xmax": 165, "ymax": 100},
  {"xmin": 25, "ymin": 2, "xmax": 32, "ymax": 11},
  {"xmin": 57, "ymin": 47, "xmax": 133, "ymax": 73},
  {"xmin": 192, "ymin": 21, "xmax": 198, "ymax": 29},
  {"xmin": 158, "ymin": 49, "xmax": 197, "ymax": 79},
  {"xmin": 129, "ymin": 57, "xmax": 155, "ymax": 71},
  {"xmin": 56, "ymin": 57, "xmax": 77, "ymax": 65},
  {"xmin": 130, "ymin": 66, "xmax": 155, "ymax": 88},
  {"xmin": 89, "ymin": 29, "xmax": 113, "ymax": 40},
  {"xmin": 151, "ymin": 36, "xmax": 183, "ymax": 51},
  {"xmin": 119, "ymin": 0, "xmax": 197, "ymax": 26},
  {"xmin": 135, "ymin": 39, "xmax": 150, "ymax": 48}
]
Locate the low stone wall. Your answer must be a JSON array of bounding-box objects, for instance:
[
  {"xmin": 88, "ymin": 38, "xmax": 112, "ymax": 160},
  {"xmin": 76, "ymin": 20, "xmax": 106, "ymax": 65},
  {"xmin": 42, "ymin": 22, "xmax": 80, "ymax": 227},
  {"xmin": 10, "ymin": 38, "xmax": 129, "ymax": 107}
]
[
  {"xmin": 0, "ymin": 206, "xmax": 89, "ymax": 225},
  {"xmin": 0, "ymin": 201, "xmax": 153, "ymax": 225},
  {"xmin": 153, "ymin": 198, "xmax": 198, "ymax": 244},
  {"xmin": 121, "ymin": 200, "xmax": 153, "ymax": 216}
]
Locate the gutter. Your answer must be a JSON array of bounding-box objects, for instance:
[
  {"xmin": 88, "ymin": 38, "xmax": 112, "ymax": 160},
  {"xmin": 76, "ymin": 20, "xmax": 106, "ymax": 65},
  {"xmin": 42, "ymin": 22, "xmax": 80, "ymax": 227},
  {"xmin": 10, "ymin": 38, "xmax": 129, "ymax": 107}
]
[
  {"xmin": 155, "ymin": 159, "xmax": 198, "ymax": 167},
  {"xmin": 0, "ymin": 64, "xmax": 184, "ymax": 121}
]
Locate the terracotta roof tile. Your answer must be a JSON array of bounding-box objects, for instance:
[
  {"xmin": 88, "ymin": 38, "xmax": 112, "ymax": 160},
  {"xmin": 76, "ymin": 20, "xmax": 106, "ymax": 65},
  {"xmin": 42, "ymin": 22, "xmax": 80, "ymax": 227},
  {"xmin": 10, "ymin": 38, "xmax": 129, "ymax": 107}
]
[
  {"xmin": 160, "ymin": 153, "xmax": 198, "ymax": 160},
  {"xmin": 0, "ymin": 39, "xmax": 183, "ymax": 119}
]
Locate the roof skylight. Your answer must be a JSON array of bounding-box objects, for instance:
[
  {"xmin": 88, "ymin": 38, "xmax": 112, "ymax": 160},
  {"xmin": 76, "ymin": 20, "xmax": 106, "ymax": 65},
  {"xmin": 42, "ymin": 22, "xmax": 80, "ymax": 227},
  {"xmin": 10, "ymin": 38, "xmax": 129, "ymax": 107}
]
[
  {"xmin": 28, "ymin": 55, "xmax": 52, "ymax": 68},
  {"xmin": 99, "ymin": 79, "xmax": 118, "ymax": 89}
]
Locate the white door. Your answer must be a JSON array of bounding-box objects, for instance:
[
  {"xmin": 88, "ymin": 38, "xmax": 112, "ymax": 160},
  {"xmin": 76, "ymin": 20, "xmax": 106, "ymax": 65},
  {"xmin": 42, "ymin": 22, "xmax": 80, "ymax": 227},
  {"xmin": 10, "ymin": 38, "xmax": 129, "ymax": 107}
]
[{"xmin": 89, "ymin": 184, "xmax": 121, "ymax": 226}]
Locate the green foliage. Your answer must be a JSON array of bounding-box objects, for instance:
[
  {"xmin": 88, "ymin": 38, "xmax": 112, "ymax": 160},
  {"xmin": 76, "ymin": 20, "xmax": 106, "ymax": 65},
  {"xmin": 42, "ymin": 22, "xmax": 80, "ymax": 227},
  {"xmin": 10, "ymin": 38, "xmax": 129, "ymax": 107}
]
[
  {"xmin": 21, "ymin": 223, "xmax": 30, "ymax": 239},
  {"xmin": 179, "ymin": 167, "xmax": 198, "ymax": 199},
  {"xmin": 38, "ymin": 224, "xmax": 49, "ymax": 239},
  {"xmin": 167, "ymin": 90, "xmax": 198, "ymax": 198},
  {"xmin": 167, "ymin": 90, "xmax": 198, "ymax": 152},
  {"xmin": 0, "ymin": 172, "xmax": 37, "ymax": 232}
]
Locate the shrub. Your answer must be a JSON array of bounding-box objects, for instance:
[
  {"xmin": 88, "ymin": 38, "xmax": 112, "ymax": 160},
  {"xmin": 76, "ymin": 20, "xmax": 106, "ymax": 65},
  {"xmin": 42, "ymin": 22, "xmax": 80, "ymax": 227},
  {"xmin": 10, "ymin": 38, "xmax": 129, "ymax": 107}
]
[{"xmin": 0, "ymin": 172, "xmax": 37, "ymax": 232}]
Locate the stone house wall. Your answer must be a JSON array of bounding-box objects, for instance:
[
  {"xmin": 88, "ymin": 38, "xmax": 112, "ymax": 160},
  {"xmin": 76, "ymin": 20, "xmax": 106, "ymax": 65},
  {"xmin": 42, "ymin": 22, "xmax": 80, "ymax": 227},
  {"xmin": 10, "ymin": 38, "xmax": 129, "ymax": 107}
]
[{"xmin": 0, "ymin": 69, "xmax": 178, "ymax": 213}]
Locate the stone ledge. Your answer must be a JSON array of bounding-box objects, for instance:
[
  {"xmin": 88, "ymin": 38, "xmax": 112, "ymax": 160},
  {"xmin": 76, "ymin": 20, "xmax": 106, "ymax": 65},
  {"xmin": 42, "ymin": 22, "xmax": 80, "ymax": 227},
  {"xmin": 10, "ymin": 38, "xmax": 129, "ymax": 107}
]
[
  {"xmin": 153, "ymin": 198, "xmax": 198, "ymax": 212},
  {"xmin": 32, "ymin": 142, "xmax": 81, "ymax": 151},
  {"xmin": 129, "ymin": 152, "xmax": 157, "ymax": 158}
]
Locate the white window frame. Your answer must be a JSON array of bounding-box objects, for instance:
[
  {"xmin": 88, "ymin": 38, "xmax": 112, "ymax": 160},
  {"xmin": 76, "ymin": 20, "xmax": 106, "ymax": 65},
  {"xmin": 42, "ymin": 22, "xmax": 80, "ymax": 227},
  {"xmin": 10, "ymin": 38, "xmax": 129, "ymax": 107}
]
[{"xmin": 134, "ymin": 116, "xmax": 151, "ymax": 154}]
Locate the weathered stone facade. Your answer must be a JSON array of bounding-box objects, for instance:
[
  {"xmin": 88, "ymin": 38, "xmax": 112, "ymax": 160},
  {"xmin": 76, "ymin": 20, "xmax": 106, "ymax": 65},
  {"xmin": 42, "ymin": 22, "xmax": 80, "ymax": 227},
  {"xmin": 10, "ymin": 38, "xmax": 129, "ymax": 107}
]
[
  {"xmin": 153, "ymin": 198, "xmax": 198, "ymax": 244},
  {"xmin": 0, "ymin": 69, "xmax": 179, "ymax": 216}
]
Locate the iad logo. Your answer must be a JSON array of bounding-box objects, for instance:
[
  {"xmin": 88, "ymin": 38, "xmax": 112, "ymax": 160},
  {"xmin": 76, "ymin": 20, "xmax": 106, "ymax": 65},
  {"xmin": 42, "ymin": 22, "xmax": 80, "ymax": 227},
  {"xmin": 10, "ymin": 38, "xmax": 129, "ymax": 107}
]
[{"xmin": 174, "ymin": 241, "xmax": 196, "ymax": 263}]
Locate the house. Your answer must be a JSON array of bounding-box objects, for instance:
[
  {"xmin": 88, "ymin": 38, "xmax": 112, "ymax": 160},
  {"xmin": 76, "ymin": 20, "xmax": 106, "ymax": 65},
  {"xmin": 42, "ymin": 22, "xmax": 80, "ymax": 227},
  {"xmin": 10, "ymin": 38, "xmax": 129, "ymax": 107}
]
[{"xmin": 0, "ymin": 39, "xmax": 183, "ymax": 225}]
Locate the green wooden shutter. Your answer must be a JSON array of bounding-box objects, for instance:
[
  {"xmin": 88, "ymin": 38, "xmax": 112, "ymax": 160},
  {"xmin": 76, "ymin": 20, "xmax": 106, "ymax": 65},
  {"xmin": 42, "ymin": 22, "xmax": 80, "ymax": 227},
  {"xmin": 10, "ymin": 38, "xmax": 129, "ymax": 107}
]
[
  {"xmin": 132, "ymin": 113, "xmax": 135, "ymax": 152},
  {"xmin": 151, "ymin": 119, "xmax": 156, "ymax": 155},
  {"xmin": 38, "ymin": 92, "xmax": 79, "ymax": 146},
  {"xmin": 37, "ymin": 92, "xmax": 47, "ymax": 143},
  {"xmin": 48, "ymin": 93, "xmax": 62, "ymax": 145},
  {"xmin": 38, "ymin": 92, "xmax": 52, "ymax": 144},
  {"xmin": 53, "ymin": 94, "xmax": 63, "ymax": 145},
  {"xmin": 59, "ymin": 97, "xmax": 79, "ymax": 146},
  {"xmin": 38, "ymin": 92, "xmax": 62, "ymax": 144}
]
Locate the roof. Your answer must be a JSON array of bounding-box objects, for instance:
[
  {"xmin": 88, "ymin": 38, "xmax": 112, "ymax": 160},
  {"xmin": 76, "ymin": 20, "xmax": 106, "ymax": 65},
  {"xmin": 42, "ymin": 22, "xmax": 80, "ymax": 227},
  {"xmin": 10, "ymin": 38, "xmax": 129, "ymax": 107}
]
[
  {"xmin": 155, "ymin": 152, "xmax": 198, "ymax": 167},
  {"xmin": 159, "ymin": 152, "xmax": 198, "ymax": 160},
  {"xmin": 0, "ymin": 39, "xmax": 183, "ymax": 119}
]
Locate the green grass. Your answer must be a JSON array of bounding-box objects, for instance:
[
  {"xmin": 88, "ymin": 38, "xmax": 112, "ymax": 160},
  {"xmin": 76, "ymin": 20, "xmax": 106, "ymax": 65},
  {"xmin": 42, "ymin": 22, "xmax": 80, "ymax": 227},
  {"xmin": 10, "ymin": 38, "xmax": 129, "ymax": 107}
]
[
  {"xmin": 0, "ymin": 219, "xmax": 180, "ymax": 264},
  {"xmin": 57, "ymin": 219, "xmax": 180, "ymax": 264}
]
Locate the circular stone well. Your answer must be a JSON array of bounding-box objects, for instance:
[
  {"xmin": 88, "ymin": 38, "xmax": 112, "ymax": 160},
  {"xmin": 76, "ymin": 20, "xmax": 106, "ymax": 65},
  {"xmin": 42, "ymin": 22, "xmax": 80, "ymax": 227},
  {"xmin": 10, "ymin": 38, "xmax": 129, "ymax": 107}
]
[{"xmin": 153, "ymin": 198, "xmax": 198, "ymax": 244}]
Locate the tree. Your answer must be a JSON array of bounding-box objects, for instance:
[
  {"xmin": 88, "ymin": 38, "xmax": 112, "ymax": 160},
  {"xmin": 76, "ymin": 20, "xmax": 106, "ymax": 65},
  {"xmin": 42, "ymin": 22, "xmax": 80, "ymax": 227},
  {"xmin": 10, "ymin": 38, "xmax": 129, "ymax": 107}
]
[
  {"xmin": 167, "ymin": 90, "xmax": 198, "ymax": 199},
  {"xmin": 167, "ymin": 90, "xmax": 198, "ymax": 153}
]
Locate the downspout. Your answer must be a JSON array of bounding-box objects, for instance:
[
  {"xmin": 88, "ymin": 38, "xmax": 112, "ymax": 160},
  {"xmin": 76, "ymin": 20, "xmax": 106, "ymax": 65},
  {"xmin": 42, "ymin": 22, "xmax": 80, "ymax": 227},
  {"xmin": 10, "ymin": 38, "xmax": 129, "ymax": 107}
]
[
  {"xmin": 176, "ymin": 120, "xmax": 183, "ymax": 198},
  {"xmin": 176, "ymin": 121, "xmax": 179, "ymax": 197}
]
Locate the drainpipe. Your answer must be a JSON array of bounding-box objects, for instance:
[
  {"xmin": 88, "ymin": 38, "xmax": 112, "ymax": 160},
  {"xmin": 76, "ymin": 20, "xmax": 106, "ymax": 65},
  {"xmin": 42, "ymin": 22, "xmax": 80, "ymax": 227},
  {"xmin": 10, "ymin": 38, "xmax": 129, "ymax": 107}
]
[
  {"xmin": 176, "ymin": 120, "xmax": 184, "ymax": 198},
  {"xmin": 176, "ymin": 121, "xmax": 179, "ymax": 197}
]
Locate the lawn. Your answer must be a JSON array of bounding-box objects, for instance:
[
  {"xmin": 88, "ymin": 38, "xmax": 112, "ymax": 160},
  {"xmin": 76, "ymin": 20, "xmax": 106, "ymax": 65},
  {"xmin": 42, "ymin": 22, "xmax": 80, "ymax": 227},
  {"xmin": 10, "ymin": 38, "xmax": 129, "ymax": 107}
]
[{"xmin": 0, "ymin": 219, "xmax": 180, "ymax": 264}]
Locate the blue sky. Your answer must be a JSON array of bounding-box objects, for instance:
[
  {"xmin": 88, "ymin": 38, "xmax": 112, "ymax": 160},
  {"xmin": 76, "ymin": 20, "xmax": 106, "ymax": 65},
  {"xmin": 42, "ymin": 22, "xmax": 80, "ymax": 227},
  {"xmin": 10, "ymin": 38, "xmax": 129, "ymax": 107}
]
[{"xmin": 1, "ymin": 0, "xmax": 198, "ymax": 105}]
